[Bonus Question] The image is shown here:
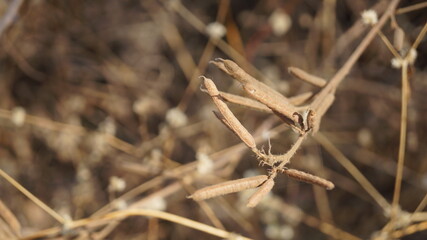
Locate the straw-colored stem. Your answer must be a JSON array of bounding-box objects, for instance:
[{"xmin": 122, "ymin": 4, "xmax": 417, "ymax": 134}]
[
  {"xmin": 390, "ymin": 60, "xmax": 409, "ymax": 225},
  {"xmin": 0, "ymin": 168, "xmax": 65, "ymax": 224},
  {"xmin": 21, "ymin": 209, "xmax": 252, "ymax": 240}
]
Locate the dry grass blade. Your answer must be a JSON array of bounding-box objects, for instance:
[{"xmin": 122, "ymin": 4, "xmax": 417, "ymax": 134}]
[
  {"xmin": 314, "ymin": 133, "xmax": 390, "ymax": 211},
  {"xmin": 0, "ymin": 0, "xmax": 24, "ymax": 37},
  {"xmin": 279, "ymin": 168, "xmax": 334, "ymax": 190},
  {"xmin": 0, "ymin": 200, "xmax": 20, "ymax": 237},
  {"xmin": 392, "ymin": 221, "xmax": 427, "ymax": 239},
  {"xmin": 0, "ymin": 169, "xmax": 65, "ymax": 224},
  {"xmin": 390, "ymin": 60, "xmax": 409, "ymax": 224},
  {"xmin": 21, "ymin": 209, "xmax": 253, "ymax": 240},
  {"xmin": 246, "ymin": 178, "xmax": 275, "ymax": 208},
  {"xmin": 396, "ymin": 2, "xmax": 427, "ymax": 15},
  {"xmin": 288, "ymin": 67, "xmax": 327, "ymax": 87},
  {"xmin": 189, "ymin": 175, "xmax": 268, "ymax": 201}
]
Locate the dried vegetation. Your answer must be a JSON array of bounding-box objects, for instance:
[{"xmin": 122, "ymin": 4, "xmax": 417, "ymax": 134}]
[{"xmin": 0, "ymin": 0, "xmax": 427, "ymax": 239}]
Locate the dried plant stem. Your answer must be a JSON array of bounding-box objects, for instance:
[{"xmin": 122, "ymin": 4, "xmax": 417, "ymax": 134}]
[
  {"xmin": 412, "ymin": 194, "xmax": 427, "ymax": 216},
  {"xmin": 277, "ymin": 134, "xmax": 306, "ymax": 168},
  {"xmin": 392, "ymin": 221, "xmax": 427, "ymax": 239},
  {"xmin": 311, "ymin": 0, "xmax": 400, "ymax": 111},
  {"xmin": 0, "ymin": 109, "xmax": 137, "ymax": 155},
  {"xmin": 0, "ymin": 168, "xmax": 65, "ymax": 224},
  {"xmin": 314, "ymin": 133, "xmax": 390, "ymax": 211},
  {"xmin": 0, "ymin": 0, "xmax": 24, "ymax": 37},
  {"xmin": 377, "ymin": 30, "xmax": 401, "ymax": 59},
  {"xmin": 396, "ymin": 2, "xmax": 427, "ymax": 15},
  {"xmin": 186, "ymin": 185, "xmax": 226, "ymax": 230},
  {"xmin": 390, "ymin": 60, "xmax": 409, "ymax": 225},
  {"xmin": 0, "ymin": 199, "xmax": 21, "ymax": 237},
  {"xmin": 411, "ymin": 21, "xmax": 427, "ymax": 50},
  {"xmin": 165, "ymin": 0, "xmax": 270, "ymax": 83},
  {"xmin": 177, "ymin": 0, "xmax": 230, "ymax": 111},
  {"xmin": 21, "ymin": 209, "xmax": 253, "ymax": 240}
]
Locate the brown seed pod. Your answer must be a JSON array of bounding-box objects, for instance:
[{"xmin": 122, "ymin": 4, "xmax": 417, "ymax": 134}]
[
  {"xmin": 202, "ymin": 76, "xmax": 256, "ymax": 149},
  {"xmin": 288, "ymin": 67, "xmax": 327, "ymax": 87},
  {"xmin": 393, "ymin": 27, "xmax": 405, "ymax": 51},
  {"xmin": 246, "ymin": 178, "xmax": 275, "ymax": 208},
  {"xmin": 279, "ymin": 168, "xmax": 335, "ymax": 190},
  {"xmin": 211, "ymin": 59, "xmax": 299, "ymax": 126},
  {"xmin": 188, "ymin": 175, "xmax": 268, "ymax": 201}
]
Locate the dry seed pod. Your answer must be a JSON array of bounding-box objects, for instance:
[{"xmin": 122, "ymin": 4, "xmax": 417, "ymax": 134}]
[
  {"xmin": 280, "ymin": 168, "xmax": 334, "ymax": 190},
  {"xmin": 289, "ymin": 92, "xmax": 313, "ymax": 106},
  {"xmin": 393, "ymin": 27, "xmax": 405, "ymax": 52},
  {"xmin": 211, "ymin": 59, "xmax": 299, "ymax": 125},
  {"xmin": 202, "ymin": 77, "xmax": 256, "ymax": 149},
  {"xmin": 288, "ymin": 67, "xmax": 327, "ymax": 87},
  {"xmin": 246, "ymin": 178, "xmax": 275, "ymax": 208},
  {"xmin": 219, "ymin": 91, "xmax": 272, "ymax": 113},
  {"xmin": 189, "ymin": 175, "xmax": 268, "ymax": 201}
]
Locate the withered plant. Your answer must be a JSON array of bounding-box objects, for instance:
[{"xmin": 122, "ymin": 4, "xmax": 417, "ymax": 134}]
[{"xmin": 190, "ymin": 59, "xmax": 335, "ymax": 207}]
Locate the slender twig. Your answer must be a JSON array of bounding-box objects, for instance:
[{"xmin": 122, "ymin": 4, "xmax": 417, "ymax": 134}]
[
  {"xmin": 0, "ymin": 0, "xmax": 24, "ymax": 37},
  {"xmin": 396, "ymin": 2, "xmax": 427, "ymax": 15},
  {"xmin": 21, "ymin": 209, "xmax": 253, "ymax": 240},
  {"xmin": 0, "ymin": 168, "xmax": 65, "ymax": 224},
  {"xmin": 314, "ymin": 133, "xmax": 390, "ymax": 211},
  {"xmin": 390, "ymin": 60, "xmax": 409, "ymax": 226},
  {"xmin": 310, "ymin": 0, "xmax": 400, "ymax": 111},
  {"xmin": 410, "ymin": 21, "xmax": 427, "ymax": 51}
]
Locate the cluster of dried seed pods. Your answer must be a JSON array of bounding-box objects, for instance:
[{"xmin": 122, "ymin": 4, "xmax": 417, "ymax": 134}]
[{"xmin": 193, "ymin": 59, "xmax": 335, "ymax": 206}]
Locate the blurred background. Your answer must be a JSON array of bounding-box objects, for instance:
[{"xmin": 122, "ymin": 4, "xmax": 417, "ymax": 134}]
[{"xmin": 0, "ymin": 0, "xmax": 427, "ymax": 239}]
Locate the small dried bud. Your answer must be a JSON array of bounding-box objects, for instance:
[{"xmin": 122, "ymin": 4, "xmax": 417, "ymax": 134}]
[
  {"xmin": 139, "ymin": 196, "xmax": 167, "ymax": 211},
  {"xmin": 407, "ymin": 48, "xmax": 417, "ymax": 65},
  {"xmin": 165, "ymin": 107, "xmax": 188, "ymax": 128},
  {"xmin": 269, "ymin": 9, "xmax": 292, "ymax": 36},
  {"xmin": 206, "ymin": 22, "xmax": 227, "ymax": 39},
  {"xmin": 393, "ymin": 27, "xmax": 405, "ymax": 51},
  {"xmin": 108, "ymin": 176, "xmax": 126, "ymax": 192},
  {"xmin": 99, "ymin": 117, "xmax": 116, "ymax": 135},
  {"xmin": 391, "ymin": 57, "xmax": 403, "ymax": 69},
  {"xmin": 11, "ymin": 107, "xmax": 26, "ymax": 127},
  {"xmin": 196, "ymin": 152, "xmax": 214, "ymax": 174},
  {"xmin": 361, "ymin": 10, "xmax": 378, "ymax": 26},
  {"xmin": 113, "ymin": 199, "xmax": 128, "ymax": 210}
]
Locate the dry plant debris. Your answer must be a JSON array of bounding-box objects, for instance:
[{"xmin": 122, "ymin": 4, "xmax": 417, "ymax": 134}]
[{"xmin": 0, "ymin": 0, "xmax": 427, "ymax": 239}]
